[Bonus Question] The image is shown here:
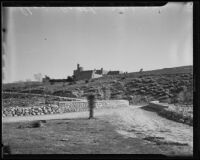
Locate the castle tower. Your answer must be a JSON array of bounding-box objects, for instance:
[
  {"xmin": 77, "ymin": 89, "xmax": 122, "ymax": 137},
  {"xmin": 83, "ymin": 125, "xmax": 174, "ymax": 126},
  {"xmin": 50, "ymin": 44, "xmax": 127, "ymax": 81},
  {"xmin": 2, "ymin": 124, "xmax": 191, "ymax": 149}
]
[{"xmin": 77, "ymin": 64, "xmax": 80, "ymax": 70}]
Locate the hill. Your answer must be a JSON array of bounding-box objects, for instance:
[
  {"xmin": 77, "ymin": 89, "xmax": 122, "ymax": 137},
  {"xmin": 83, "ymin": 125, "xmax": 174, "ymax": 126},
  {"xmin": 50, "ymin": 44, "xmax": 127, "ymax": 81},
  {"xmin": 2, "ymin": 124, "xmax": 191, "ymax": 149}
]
[{"xmin": 3, "ymin": 65, "xmax": 193, "ymax": 105}]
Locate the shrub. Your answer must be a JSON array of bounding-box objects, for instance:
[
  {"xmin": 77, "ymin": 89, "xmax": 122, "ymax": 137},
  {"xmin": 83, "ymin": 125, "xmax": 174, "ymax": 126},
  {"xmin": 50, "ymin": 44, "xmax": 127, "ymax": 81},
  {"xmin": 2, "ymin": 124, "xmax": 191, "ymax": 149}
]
[
  {"xmin": 102, "ymin": 87, "xmax": 111, "ymax": 100},
  {"xmin": 177, "ymin": 87, "xmax": 193, "ymax": 105},
  {"xmin": 130, "ymin": 95, "xmax": 149, "ymax": 105},
  {"xmin": 69, "ymin": 81, "xmax": 76, "ymax": 85}
]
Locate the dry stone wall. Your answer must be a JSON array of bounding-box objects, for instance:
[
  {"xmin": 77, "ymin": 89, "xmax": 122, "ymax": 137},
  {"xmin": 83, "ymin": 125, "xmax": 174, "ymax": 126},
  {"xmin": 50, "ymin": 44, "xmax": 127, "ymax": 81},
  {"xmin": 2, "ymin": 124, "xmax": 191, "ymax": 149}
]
[{"xmin": 2, "ymin": 100, "xmax": 129, "ymax": 117}]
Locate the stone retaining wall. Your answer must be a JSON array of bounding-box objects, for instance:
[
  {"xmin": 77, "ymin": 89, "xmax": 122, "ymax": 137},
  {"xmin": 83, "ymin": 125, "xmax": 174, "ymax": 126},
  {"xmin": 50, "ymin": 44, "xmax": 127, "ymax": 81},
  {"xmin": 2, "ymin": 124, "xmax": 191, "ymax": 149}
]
[
  {"xmin": 2, "ymin": 100, "xmax": 129, "ymax": 117},
  {"xmin": 148, "ymin": 101, "xmax": 192, "ymax": 126},
  {"xmin": 148, "ymin": 101, "xmax": 169, "ymax": 111}
]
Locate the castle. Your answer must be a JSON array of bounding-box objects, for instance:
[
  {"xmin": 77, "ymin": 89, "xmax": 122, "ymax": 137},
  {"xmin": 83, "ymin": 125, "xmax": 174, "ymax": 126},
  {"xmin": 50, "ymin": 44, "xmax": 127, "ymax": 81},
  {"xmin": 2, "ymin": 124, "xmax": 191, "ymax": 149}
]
[
  {"xmin": 73, "ymin": 64, "xmax": 123, "ymax": 81},
  {"xmin": 73, "ymin": 64, "xmax": 107, "ymax": 81},
  {"xmin": 43, "ymin": 64, "xmax": 123, "ymax": 83}
]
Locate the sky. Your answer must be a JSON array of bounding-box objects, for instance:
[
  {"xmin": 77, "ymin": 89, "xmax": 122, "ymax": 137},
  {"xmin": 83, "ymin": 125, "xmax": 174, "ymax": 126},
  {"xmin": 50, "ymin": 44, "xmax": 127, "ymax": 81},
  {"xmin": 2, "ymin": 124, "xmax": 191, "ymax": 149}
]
[{"xmin": 3, "ymin": 2, "xmax": 193, "ymax": 83}]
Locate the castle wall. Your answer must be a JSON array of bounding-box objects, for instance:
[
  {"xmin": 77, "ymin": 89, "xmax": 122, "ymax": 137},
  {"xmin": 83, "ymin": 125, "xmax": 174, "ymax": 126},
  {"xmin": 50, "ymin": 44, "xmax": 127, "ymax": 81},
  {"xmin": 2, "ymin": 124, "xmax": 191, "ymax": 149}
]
[
  {"xmin": 73, "ymin": 64, "xmax": 106, "ymax": 81},
  {"xmin": 95, "ymin": 69, "xmax": 108, "ymax": 75},
  {"xmin": 107, "ymin": 71, "xmax": 123, "ymax": 75},
  {"xmin": 75, "ymin": 70, "xmax": 93, "ymax": 80},
  {"xmin": 92, "ymin": 73, "xmax": 102, "ymax": 79}
]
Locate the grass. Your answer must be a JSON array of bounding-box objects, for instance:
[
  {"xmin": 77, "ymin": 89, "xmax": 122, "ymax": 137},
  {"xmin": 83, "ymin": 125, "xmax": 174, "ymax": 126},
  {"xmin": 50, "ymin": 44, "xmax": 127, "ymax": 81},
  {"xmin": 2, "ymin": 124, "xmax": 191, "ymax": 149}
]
[
  {"xmin": 2, "ymin": 117, "xmax": 191, "ymax": 155},
  {"xmin": 1, "ymin": 118, "xmax": 159, "ymax": 154}
]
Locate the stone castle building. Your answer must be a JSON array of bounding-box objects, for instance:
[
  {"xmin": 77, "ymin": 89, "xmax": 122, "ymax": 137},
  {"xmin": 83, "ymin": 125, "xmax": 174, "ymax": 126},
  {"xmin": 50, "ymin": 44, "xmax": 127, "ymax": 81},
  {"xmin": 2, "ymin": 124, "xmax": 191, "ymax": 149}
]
[
  {"xmin": 42, "ymin": 64, "xmax": 124, "ymax": 83},
  {"xmin": 73, "ymin": 64, "xmax": 108, "ymax": 81}
]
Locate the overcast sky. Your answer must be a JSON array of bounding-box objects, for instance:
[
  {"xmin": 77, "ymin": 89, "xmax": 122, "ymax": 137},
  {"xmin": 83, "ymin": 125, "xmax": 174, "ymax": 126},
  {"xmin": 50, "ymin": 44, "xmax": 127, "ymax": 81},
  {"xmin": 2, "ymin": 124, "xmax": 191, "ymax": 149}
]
[{"xmin": 3, "ymin": 2, "xmax": 193, "ymax": 83}]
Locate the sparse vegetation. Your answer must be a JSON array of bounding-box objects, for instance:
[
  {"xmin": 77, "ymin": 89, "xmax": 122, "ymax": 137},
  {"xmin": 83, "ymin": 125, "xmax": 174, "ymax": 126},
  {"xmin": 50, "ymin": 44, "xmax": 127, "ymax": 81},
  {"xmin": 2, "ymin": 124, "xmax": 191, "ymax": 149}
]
[
  {"xmin": 2, "ymin": 117, "xmax": 192, "ymax": 155},
  {"xmin": 3, "ymin": 66, "xmax": 193, "ymax": 122},
  {"xmin": 158, "ymin": 104, "xmax": 193, "ymax": 126}
]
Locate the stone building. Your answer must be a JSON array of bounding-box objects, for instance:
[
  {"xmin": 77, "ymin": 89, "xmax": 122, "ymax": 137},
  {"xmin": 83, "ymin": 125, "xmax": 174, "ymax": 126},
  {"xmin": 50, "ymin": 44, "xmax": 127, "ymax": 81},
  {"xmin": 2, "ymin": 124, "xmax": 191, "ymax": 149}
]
[
  {"xmin": 73, "ymin": 64, "xmax": 107, "ymax": 81},
  {"xmin": 107, "ymin": 71, "xmax": 123, "ymax": 75},
  {"xmin": 42, "ymin": 75, "xmax": 68, "ymax": 83},
  {"xmin": 42, "ymin": 64, "xmax": 124, "ymax": 83}
]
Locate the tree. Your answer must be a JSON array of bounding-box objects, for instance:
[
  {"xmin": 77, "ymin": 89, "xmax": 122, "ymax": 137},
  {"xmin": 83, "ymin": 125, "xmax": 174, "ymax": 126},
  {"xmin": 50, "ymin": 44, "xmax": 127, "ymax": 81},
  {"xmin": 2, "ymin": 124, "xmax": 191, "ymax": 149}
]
[{"xmin": 34, "ymin": 73, "xmax": 43, "ymax": 82}]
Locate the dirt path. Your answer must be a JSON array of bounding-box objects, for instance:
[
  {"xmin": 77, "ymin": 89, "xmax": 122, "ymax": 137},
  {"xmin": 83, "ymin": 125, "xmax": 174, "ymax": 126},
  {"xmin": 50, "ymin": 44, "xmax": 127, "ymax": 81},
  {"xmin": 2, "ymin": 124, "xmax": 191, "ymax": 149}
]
[
  {"xmin": 106, "ymin": 106, "xmax": 193, "ymax": 148},
  {"xmin": 2, "ymin": 105, "xmax": 193, "ymax": 155}
]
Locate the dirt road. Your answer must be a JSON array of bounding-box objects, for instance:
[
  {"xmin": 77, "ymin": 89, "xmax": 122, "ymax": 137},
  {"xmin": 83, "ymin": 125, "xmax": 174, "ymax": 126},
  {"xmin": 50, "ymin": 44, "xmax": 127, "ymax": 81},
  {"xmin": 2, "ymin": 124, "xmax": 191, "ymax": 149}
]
[
  {"xmin": 107, "ymin": 106, "xmax": 193, "ymax": 148},
  {"xmin": 2, "ymin": 105, "xmax": 193, "ymax": 155}
]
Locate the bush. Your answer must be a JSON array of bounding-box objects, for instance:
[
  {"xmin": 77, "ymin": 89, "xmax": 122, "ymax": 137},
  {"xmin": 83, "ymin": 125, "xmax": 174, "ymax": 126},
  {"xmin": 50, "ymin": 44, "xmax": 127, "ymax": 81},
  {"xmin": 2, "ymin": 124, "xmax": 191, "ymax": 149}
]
[
  {"xmin": 102, "ymin": 87, "xmax": 111, "ymax": 100},
  {"xmin": 158, "ymin": 107, "xmax": 193, "ymax": 126},
  {"xmin": 177, "ymin": 87, "xmax": 193, "ymax": 105},
  {"xmin": 129, "ymin": 95, "xmax": 149, "ymax": 105},
  {"xmin": 69, "ymin": 81, "xmax": 76, "ymax": 85}
]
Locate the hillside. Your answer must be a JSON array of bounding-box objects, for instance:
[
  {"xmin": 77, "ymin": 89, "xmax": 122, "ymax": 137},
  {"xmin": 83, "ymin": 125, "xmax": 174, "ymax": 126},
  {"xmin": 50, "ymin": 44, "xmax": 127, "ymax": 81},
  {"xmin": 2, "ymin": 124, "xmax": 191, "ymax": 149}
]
[{"xmin": 3, "ymin": 65, "xmax": 193, "ymax": 105}]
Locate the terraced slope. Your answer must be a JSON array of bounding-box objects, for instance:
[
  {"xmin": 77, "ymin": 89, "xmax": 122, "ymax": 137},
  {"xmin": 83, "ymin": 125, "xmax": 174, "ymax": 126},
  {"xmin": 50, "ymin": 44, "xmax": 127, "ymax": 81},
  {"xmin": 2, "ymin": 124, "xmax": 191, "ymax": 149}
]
[{"xmin": 3, "ymin": 65, "xmax": 193, "ymax": 105}]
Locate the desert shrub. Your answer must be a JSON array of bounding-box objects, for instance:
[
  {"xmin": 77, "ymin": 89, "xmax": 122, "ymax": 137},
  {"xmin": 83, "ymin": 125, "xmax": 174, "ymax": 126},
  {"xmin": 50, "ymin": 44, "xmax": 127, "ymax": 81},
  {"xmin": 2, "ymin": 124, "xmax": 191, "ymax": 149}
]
[
  {"xmin": 69, "ymin": 81, "xmax": 76, "ymax": 85},
  {"xmin": 130, "ymin": 95, "xmax": 149, "ymax": 105},
  {"xmin": 112, "ymin": 94, "xmax": 123, "ymax": 99},
  {"xmin": 158, "ymin": 106, "xmax": 193, "ymax": 126},
  {"xmin": 102, "ymin": 86, "xmax": 111, "ymax": 100},
  {"xmin": 177, "ymin": 86, "xmax": 193, "ymax": 105},
  {"xmin": 44, "ymin": 98, "xmax": 51, "ymax": 105},
  {"xmin": 171, "ymin": 95, "xmax": 179, "ymax": 104}
]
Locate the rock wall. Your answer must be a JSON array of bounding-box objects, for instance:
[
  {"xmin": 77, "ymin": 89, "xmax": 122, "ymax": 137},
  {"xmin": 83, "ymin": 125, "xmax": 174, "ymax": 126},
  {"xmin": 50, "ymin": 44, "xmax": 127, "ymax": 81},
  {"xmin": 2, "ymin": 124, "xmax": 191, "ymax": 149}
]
[
  {"xmin": 148, "ymin": 101, "xmax": 169, "ymax": 111},
  {"xmin": 2, "ymin": 100, "xmax": 129, "ymax": 117}
]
